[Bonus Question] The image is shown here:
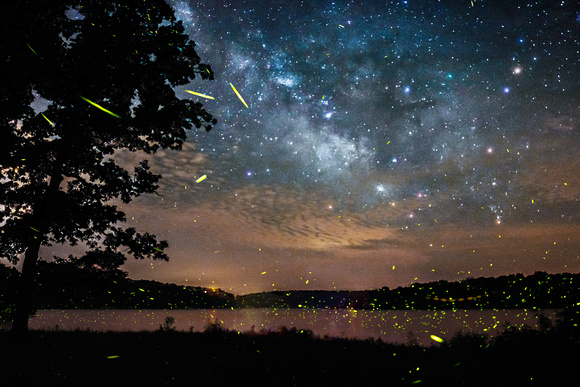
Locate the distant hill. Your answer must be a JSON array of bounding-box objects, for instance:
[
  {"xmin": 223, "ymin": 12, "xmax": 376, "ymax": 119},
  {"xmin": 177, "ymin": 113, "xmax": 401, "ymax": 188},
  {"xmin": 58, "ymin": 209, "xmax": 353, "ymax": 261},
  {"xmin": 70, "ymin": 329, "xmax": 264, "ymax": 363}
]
[
  {"xmin": 0, "ymin": 261, "xmax": 236, "ymax": 317},
  {"xmin": 237, "ymin": 290, "xmax": 370, "ymax": 309},
  {"xmin": 1, "ymin": 261, "xmax": 578, "ymax": 317},
  {"xmin": 237, "ymin": 271, "xmax": 580, "ymax": 310},
  {"xmin": 34, "ymin": 276, "xmax": 237, "ymax": 310}
]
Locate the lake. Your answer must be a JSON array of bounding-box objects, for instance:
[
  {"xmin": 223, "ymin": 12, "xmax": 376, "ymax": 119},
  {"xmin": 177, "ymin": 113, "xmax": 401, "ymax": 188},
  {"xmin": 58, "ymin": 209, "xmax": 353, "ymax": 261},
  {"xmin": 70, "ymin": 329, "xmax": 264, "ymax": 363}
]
[{"xmin": 20, "ymin": 308, "xmax": 559, "ymax": 345}]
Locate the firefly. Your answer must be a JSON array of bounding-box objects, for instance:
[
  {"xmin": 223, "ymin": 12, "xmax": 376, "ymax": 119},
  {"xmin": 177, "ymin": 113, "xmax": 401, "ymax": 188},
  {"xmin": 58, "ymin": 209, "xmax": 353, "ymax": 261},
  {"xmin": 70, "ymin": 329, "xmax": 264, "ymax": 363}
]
[
  {"xmin": 185, "ymin": 90, "xmax": 215, "ymax": 100},
  {"xmin": 27, "ymin": 44, "xmax": 39, "ymax": 56},
  {"xmin": 41, "ymin": 113, "xmax": 55, "ymax": 127},
  {"xmin": 229, "ymin": 82, "xmax": 248, "ymax": 108},
  {"xmin": 430, "ymin": 334, "xmax": 445, "ymax": 343},
  {"xmin": 196, "ymin": 174, "xmax": 207, "ymax": 183},
  {"xmin": 79, "ymin": 96, "xmax": 121, "ymax": 118}
]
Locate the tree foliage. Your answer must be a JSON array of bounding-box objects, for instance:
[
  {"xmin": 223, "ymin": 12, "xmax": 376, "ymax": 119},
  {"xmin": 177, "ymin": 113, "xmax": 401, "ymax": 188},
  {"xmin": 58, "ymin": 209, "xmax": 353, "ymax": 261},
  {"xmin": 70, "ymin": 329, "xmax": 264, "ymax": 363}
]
[
  {"xmin": 1, "ymin": 0, "xmax": 215, "ymax": 262},
  {"xmin": 0, "ymin": 0, "xmax": 216, "ymax": 329}
]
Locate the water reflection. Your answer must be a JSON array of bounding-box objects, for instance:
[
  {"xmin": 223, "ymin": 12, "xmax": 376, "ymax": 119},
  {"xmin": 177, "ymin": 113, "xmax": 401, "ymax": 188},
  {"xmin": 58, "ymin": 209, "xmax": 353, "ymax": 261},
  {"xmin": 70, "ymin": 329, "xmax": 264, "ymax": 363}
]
[{"xmin": 26, "ymin": 308, "xmax": 558, "ymax": 346}]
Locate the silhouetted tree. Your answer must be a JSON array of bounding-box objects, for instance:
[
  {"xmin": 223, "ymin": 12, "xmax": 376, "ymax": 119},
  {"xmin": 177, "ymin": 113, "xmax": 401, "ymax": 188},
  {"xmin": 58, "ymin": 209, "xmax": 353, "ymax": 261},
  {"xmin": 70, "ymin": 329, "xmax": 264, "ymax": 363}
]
[{"xmin": 1, "ymin": 0, "xmax": 216, "ymax": 332}]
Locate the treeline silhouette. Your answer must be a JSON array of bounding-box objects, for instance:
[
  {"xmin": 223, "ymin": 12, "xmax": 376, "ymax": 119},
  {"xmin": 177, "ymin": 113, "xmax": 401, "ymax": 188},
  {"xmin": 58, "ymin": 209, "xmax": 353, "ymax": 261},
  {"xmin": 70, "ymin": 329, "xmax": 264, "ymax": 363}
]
[
  {"xmin": 1, "ymin": 261, "xmax": 578, "ymax": 322},
  {"xmin": 239, "ymin": 271, "xmax": 579, "ymax": 310},
  {"xmin": 0, "ymin": 261, "xmax": 234, "ymax": 320}
]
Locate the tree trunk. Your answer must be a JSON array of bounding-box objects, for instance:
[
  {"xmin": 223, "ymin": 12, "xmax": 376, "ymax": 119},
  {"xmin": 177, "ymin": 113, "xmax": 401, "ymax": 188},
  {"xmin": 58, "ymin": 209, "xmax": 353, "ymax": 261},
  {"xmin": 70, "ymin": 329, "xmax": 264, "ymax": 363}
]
[
  {"xmin": 10, "ymin": 162, "xmax": 64, "ymax": 334},
  {"xmin": 10, "ymin": 237, "xmax": 43, "ymax": 334}
]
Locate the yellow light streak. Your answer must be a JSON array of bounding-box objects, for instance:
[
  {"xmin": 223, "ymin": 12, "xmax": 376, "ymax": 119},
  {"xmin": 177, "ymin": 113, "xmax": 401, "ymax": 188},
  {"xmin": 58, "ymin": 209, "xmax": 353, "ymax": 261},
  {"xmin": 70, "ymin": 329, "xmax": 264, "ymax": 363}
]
[
  {"xmin": 229, "ymin": 82, "xmax": 248, "ymax": 108},
  {"xmin": 185, "ymin": 90, "xmax": 215, "ymax": 100},
  {"xmin": 430, "ymin": 334, "xmax": 445, "ymax": 343},
  {"xmin": 196, "ymin": 174, "xmax": 207, "ymax": 183},
  {"xmin": 79, "ymin": 95, "xmax": 121, "ymax": 118},
  {"xmin": 41, "ymin": 113, "xmax": 55, "ymax": 127},
  {"xmin": 27, "ymin": 44, "xmax": 38, "ymax": 56}
]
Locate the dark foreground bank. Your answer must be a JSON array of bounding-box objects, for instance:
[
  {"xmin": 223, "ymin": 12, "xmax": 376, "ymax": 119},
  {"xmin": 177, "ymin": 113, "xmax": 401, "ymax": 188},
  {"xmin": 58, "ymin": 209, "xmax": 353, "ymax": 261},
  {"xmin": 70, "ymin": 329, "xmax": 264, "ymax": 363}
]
[{"xmin": 1, "ymin": 312, "xmax": 579, "ymax": 387}]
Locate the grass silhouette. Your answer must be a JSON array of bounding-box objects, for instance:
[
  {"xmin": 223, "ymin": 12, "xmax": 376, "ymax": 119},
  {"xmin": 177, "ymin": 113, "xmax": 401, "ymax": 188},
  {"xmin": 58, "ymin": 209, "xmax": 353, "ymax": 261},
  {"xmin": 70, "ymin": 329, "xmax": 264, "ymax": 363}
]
[{"xmin": 1, "ymin": 310, "xmax": 578, "ymax": 386}]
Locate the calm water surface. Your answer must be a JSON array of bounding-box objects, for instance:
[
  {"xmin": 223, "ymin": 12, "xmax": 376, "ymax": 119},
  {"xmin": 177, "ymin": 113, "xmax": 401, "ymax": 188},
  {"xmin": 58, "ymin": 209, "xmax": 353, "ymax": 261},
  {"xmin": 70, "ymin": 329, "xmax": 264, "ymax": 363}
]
[{"xmin": 25, "ymin": 308, "xmax": 558, "ymax": 346}]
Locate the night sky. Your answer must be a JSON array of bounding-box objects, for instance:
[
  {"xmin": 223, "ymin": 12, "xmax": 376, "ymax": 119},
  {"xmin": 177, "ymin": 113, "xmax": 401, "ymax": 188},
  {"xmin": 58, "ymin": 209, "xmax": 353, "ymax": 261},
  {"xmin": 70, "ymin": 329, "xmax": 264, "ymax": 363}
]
[{"xmin": 40, "ymin": 0, "xmax": 580, "ymax": 294}]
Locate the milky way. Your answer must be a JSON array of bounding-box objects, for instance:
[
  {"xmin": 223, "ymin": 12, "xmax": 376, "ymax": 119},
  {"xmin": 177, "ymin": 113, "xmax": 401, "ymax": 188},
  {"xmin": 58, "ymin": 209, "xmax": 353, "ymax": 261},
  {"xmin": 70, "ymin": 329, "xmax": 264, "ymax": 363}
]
[
  {"xmin": 45, "ymin": 0, "xmax": 580, "ymax": 293},
  {"xmin": 166, "ymin": 0, "xmax": 580, "ymax": 222}
]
